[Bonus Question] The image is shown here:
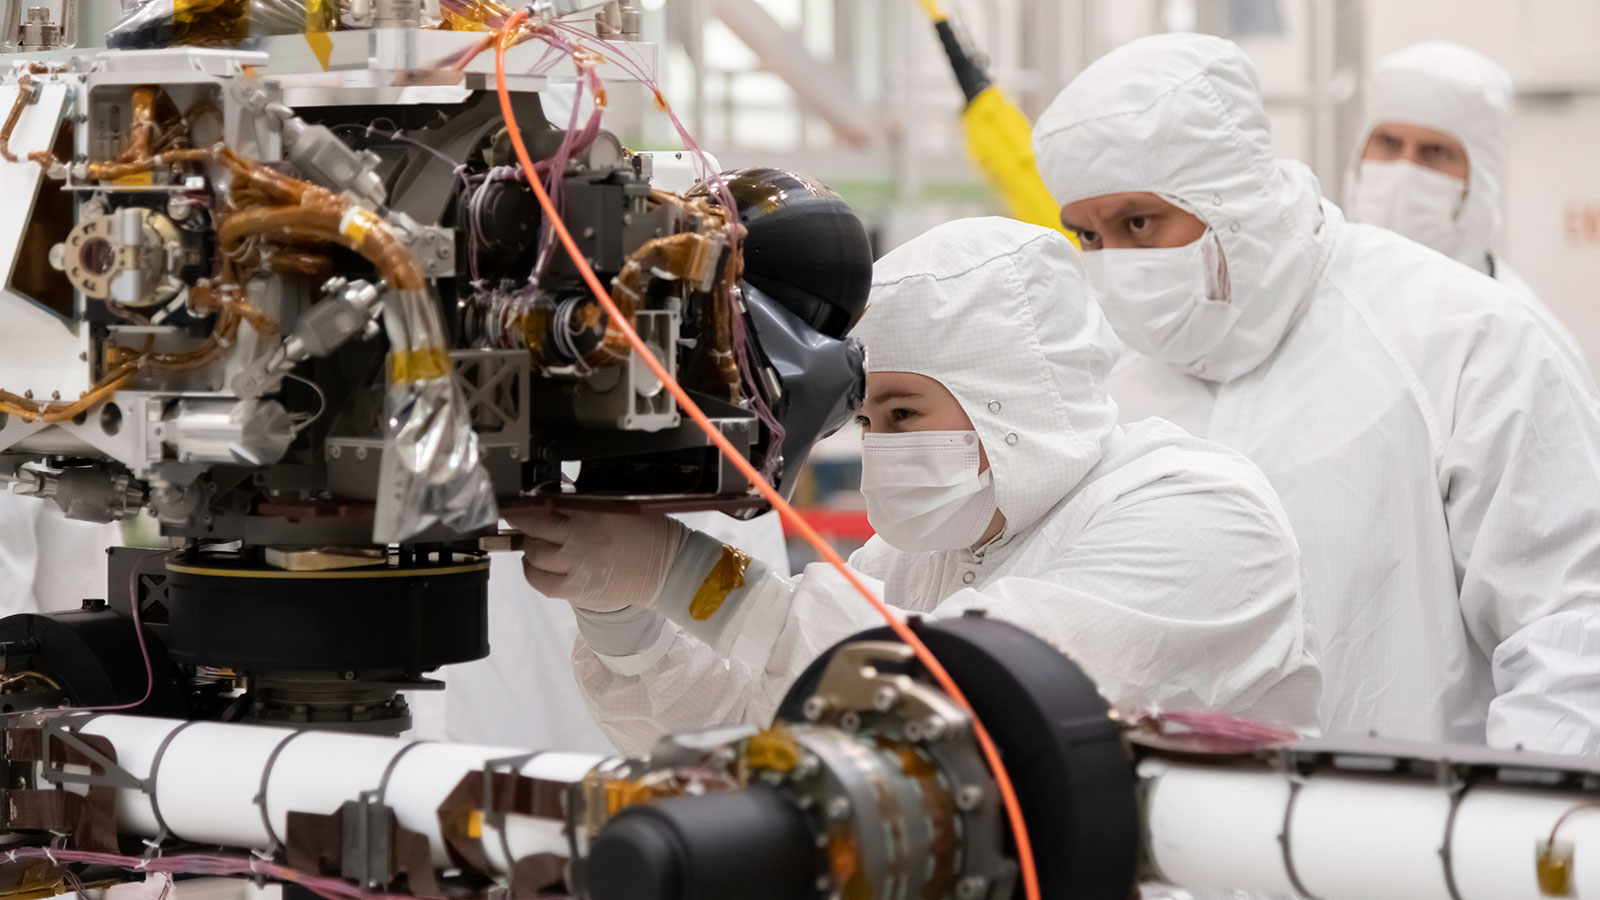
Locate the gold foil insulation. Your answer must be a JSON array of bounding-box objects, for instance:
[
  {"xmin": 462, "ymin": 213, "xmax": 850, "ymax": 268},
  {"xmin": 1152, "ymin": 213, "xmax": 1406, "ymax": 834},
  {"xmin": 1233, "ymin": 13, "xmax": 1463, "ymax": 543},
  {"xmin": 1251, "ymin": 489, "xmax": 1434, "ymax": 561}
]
[{"xmin": 687, "ymin": 543, "xmax": 751, "ymax": 622}]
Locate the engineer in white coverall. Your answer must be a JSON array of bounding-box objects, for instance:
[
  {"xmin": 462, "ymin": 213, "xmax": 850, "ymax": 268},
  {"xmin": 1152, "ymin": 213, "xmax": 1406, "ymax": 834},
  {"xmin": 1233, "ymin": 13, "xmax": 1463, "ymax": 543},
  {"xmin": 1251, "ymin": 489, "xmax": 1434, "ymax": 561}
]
[
  {"xmin": 508, "ymin": 217, "xmax": 1321, "ymax": 756},
  {"xmin": 423, "ymin": 513, "xmax": 788, "ymax": 753},
  {"xmin": 1343, "ymin": 40, "xmax": 1585, "ymax": 365},
  {"xmin": 1033, "ymin": 33, "xmax": 1600, "ymax": 754}
]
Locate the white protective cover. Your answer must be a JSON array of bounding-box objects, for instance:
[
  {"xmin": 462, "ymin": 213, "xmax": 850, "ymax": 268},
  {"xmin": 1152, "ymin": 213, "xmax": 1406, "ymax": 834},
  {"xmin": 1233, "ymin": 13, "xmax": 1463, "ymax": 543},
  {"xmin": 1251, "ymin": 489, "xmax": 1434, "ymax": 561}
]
[
  {"xmin": 1342, "ymin": 41, "xmax": 1585, "ymax": 366},
  {"xmin": 572, "ymin": 217, "xmax": 1322, "ymax": 755},
  {"xmin": 0, "ymin": 492, "xmax": 121, "ymax": 615},
  {"xmin": 1033, "ymin": 33, "xmax": 1600, "ymax": 753}
]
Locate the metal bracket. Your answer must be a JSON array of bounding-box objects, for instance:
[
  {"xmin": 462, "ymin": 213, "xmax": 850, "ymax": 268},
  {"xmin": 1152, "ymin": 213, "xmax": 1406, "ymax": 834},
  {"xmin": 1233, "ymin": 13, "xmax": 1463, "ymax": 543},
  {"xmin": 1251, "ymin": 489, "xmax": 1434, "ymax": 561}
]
[
  {"xmin": 1437, "ymin": 763, "xmax": 1469, "ymax": 900},
  {"xmin": 338, "ymin": 740, "xmax": 431, "ymax": 888},
  {"xmin": 1272, "ymin": 748, "xmax": 1323, "ymax": 900},
  {"xmin": 482, "ymin": 752, "xmax": 543, "ymax": 878},
  {"xmin": 802, "ymin": 640, "xmax": 968, "ymax": 742},
  {"xmin": 38, "ymin": 717, "xmax": 144, "ymax": 792}
]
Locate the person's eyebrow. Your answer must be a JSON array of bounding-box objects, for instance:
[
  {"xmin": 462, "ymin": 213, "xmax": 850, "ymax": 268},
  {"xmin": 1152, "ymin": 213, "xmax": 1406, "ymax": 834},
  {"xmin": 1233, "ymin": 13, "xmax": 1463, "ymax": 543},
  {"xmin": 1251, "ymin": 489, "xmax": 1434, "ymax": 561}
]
[{"xmin": 867, "ymin": 389, "xmax": 924, "ymax": 405}]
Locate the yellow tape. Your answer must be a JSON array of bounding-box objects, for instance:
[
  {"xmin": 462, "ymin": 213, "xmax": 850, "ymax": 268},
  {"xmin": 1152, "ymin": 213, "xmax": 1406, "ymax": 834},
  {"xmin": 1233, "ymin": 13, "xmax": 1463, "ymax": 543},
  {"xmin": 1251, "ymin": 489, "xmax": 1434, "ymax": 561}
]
[
  {"xmin": 743, "ymin": 729, "xmax": 801, "ymax": 774},
  {"xmin": 304, "ymin": 0, "xmax": 333, "ymax": 68},
  {"xmin": 388, "ymin": 347, "xmax": 452, "ymax": 384},
  {"xmin": 687, "ymin": 543, "xmax": 751, "ymax": 621},
  {"xmin": 339, "ymin": 206, "xmax": 381, "ymax": 245},
  {"xmin": 1538, "ymin": 839, "xmax": 1576, "ymax": 897},
  {"xmin": 961, "ymin": 87, "xmax": 1078, "ymax": 247}
]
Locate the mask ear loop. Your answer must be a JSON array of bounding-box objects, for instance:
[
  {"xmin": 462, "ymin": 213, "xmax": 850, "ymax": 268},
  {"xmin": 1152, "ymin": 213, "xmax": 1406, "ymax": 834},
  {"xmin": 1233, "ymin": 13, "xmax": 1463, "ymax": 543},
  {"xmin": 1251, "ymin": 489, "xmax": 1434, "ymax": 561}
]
[{"xmin": 1157, "ymin": 191, "xmax": 1232, "ymax": 303}]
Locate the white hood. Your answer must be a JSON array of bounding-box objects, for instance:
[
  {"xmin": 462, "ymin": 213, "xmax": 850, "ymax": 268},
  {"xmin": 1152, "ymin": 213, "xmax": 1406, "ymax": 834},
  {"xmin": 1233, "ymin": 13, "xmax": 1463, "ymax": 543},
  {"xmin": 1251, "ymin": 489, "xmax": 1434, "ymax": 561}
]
[
  {"xmin": 1032, "ymin": 32, "xmax": 1335, "ymax": 384},
  {"xmin": 851, "ymin": 217, "xmax": 1119, "ymax": 536},
  {"xmin": 1343, "ymin": 41, "xmax": 1513, "ymax": 272}
]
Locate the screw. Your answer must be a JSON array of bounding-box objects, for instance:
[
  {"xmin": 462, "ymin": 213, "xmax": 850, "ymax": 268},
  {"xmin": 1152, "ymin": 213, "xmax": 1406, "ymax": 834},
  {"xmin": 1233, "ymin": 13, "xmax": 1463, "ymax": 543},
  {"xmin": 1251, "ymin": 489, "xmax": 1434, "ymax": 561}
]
[
  {"xmin": 955, "ymin": 785, "xmax": 983, "ymax": 811},
  {"xmin": 872, "ymin": 686, "xmax": 899, "ymax": 712},
  {"xmin": 839, "ymin": 711, "xmax": 861, "ymax": 732},
  {"xmin": 802, "ymin": 695, "xmax": 828, "ymax": 722},
  {"xmin": 342, "ymin": 671, "xmax": 356, "ymax": 680},
  {"xmin": 794, "ymin": 754, "xmax": 820, "ymax": 779},
  {"xmin": 825, "ymin": 797, "xmax": 851, "ymax": 821},
  {"xmin": 922, "ymin": 717, "xmax": 947, "ymax": 741}
]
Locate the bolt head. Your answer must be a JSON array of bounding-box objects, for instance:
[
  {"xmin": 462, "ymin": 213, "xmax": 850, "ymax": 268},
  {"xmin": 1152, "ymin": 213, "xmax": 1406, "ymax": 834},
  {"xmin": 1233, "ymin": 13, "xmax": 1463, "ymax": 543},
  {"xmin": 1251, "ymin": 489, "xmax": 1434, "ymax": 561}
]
[
  {"xmin": 825, "ymin": 797, "xmax": 851, "ymax": 821},
  {"xmin": 801, "ymin": 695, "xmax": 828, "ymax": 722},
  {"xmin": 872, "ymin": 686, "xmax": 899, "ymax": 712},
  {"xmin": 955, "ymin": 784, "xmax": 983, "ymax": 812}
]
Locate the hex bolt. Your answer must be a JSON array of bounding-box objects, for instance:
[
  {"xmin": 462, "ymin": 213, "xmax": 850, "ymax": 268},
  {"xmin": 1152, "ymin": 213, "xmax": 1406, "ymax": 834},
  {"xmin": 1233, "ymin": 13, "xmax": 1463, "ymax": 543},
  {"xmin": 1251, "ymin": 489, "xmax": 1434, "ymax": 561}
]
[
  {"xmin": 955, "ymin": 784, "xmax": 984, "ymax": 812},
  {"xmin": 839, "ymin": 711, "xmax": 861, "ymax": 732},
  {"xmin": 872, "ymin": 686, "xmax": 899, "ymax": 712}
]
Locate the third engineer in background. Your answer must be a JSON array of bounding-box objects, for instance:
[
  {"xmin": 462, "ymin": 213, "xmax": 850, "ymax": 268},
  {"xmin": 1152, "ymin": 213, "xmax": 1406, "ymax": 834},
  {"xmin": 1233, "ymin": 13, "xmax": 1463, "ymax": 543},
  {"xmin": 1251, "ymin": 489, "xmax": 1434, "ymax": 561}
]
[
  {"xmin": 1344, "ymin": 40, "xmax": 1586, "ymax": 368},
  {"xmin": 1033, "ymin": 32, "xmax": 1600, "ymax": 754}
]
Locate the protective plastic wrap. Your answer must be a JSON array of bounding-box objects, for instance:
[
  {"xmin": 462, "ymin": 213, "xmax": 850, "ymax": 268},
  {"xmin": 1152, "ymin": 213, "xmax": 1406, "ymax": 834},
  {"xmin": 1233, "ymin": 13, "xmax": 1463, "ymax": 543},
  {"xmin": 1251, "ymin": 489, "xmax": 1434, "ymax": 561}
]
[
  {"xmin": 107, "ymin": 0, "xmax": 338, "ymax": 49},
  {"xmin": 374, "ymin": 289, "xmax": 499, "ymax": 543}
]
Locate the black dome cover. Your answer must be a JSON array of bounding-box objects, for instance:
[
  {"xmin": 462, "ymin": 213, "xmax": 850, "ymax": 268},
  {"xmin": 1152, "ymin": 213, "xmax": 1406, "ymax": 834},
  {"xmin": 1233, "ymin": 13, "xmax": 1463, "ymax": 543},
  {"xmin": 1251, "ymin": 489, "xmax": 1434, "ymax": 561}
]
[{"xmin": 690, "ymin": 168, "xmax": 873, "ymax": 338}]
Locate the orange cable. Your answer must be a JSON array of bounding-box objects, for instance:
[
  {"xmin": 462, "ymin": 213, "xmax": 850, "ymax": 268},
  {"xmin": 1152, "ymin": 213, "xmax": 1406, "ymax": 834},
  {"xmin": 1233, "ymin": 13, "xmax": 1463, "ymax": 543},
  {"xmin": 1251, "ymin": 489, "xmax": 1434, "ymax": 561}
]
[{"xmin": 493, "ymin": 15, "xmax": 1041, "ymax": 900}]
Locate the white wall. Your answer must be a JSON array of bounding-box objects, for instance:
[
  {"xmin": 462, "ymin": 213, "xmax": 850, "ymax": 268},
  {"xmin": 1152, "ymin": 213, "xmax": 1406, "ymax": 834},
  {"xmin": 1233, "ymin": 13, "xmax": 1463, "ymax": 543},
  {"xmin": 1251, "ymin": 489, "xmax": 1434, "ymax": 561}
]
[{"xmin": 1364, "ymin": 0, "xmax": 1600, "ymax": 365}]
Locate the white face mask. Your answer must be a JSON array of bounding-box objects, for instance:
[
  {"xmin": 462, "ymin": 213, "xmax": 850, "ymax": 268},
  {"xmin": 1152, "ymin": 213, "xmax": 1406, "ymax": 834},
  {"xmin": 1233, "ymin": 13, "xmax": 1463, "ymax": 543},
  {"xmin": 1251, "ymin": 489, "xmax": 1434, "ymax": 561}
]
[
  {"xmin": 1081, "ymin": 230, "xmax": 1241, "ymax": 372},
  {"xmin": 1347, "ymin": 159, "xmax": 1467, "ymax": 257},
  {"xmin": 860, "ymin": 430, "xmax": 998, "ymax": 552}
]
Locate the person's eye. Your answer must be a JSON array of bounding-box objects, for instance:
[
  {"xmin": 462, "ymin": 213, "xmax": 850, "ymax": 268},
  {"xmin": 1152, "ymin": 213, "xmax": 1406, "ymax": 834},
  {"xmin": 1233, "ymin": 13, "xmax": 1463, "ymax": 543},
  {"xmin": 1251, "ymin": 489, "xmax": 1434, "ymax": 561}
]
[
  {"xmin": 890, "ymin": 408, "xmax": 917, "ymax": 423},
  {"xmin": 1127, "ymin": 215, "xmax": 1150, "ymax": 233},
  {"xmin": 1070, "ymin": 228, "xmax": 1098, "ymax": 246},
  {"xmin": 853, "ymin": 415, "xmax": 870, "ymax": 428}
]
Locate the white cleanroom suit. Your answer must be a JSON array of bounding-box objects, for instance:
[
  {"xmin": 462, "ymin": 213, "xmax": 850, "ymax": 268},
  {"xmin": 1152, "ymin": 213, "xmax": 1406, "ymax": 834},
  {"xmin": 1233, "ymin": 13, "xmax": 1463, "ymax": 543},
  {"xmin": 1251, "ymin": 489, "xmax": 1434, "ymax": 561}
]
[
  {"xmin": 0, "ymin": 492, "xmax": 119, "ymax": 616},
  {"xmin": 1033, "ymin": 32, "xmax": 1600, "ymax": 754},
  {"xmin": 1343, "ymin": 40, "xmax": 1585, "ymax": 366},
  {"xmin": 566, "ymin": 217, "xmax": 1321, "ymax": 756},
  {"xmin": 412, "ymin": 511, "xmax": 789, "ymax": 753}
]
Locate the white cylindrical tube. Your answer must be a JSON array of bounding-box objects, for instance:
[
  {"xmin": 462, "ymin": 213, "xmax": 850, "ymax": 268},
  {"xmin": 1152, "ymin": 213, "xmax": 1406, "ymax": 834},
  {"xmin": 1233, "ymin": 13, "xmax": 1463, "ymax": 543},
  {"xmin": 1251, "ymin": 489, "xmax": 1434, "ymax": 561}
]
[
  {"xmin": 1291, "ymin": 776, "xmax": 1454, "ymax": 900},
  {"xmin": 63, "ymin": 716, "xmax": 605, "ymax": 875},
  {"xmin": 1138, "ymin": 759, "xmax": 1298, "ymax": 896},
  {"xmin": 1143, "ymin": 759, "xmax": 1600, "ymax": 900},
  {"xmin": 1451, "ymin": 786, "xmax": 1600, "ymax": 900}
]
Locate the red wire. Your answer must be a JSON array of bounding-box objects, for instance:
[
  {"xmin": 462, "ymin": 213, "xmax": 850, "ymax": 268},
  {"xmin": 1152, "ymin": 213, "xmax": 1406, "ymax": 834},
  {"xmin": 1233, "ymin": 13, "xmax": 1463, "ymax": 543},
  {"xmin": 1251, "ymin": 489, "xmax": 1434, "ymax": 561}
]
[{"xmin": 493, "ymin": 15, "xmax": 1041, "ymax": 900}]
